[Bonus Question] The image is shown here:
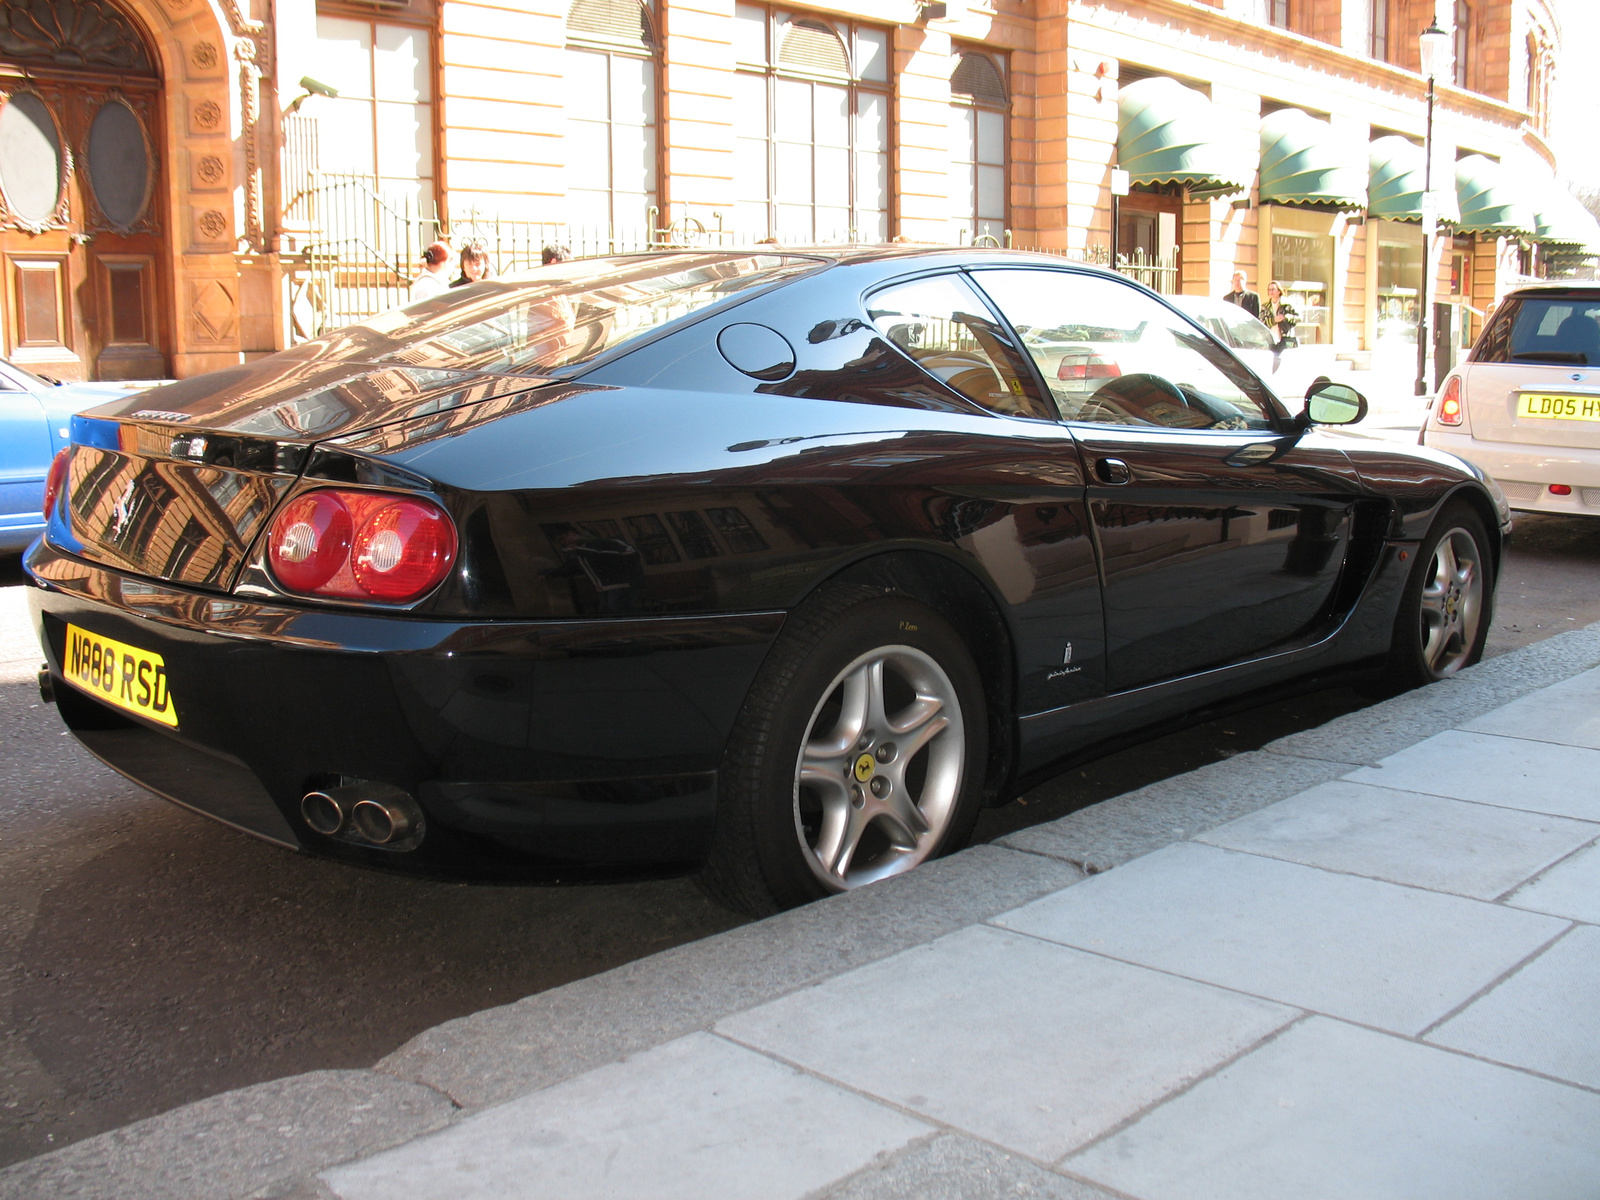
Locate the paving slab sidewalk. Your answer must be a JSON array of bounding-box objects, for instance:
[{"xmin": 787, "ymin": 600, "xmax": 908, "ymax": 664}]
[{"xmin": 6, "ymin": 623, "xmax": 1600, "ymax": 1200}]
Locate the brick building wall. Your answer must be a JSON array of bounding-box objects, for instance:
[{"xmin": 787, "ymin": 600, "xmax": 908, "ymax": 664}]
[{"xmin": 228, "ymin": 0, "xmax": 1579, "ymax": 373}]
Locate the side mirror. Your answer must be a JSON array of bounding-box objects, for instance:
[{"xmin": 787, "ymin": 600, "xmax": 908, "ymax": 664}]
[{"xmin": 1301, "ymin": 377, "xmax": 1368, "ymax": 426}]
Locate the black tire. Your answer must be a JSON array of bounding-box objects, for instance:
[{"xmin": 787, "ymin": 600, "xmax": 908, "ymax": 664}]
[
  {"xmin": 1380, "ymin": 500, "xmax": 1494, "ymax": 692},
  {"xmin": 699, "ymin": 586, "xmax": 989, "ymax": 915}
]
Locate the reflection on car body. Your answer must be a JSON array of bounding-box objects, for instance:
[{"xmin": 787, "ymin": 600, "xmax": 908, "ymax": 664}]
[{"xmin": 28, "ymin": 248, "xmax": 1507, "ymax": 914}]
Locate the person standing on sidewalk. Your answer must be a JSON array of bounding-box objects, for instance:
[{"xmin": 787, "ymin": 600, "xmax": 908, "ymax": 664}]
[
  {"xmin": 1224, "ymin": 271, "xmax": 1260, "ymax": 319},
  {"xmin": 1261, "ymin": 280, "xmax": 1300, "ymax": 373},
  {"xmin": 410, "ymin": 241, "xmax": 452, "ymax": 302}
]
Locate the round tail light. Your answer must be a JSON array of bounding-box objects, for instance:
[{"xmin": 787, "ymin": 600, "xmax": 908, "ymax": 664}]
[
  {"xmin": 269, "ymin": 492, "xmax": 353, "ymax": 592},
  {"xmin": 265, "ymin": 489, "xmax": 457, "ymax": 604},
  {"xmin": 352, "ymin": 500, "xmax": 458, "ymax": 602},
  {"xmin": 1436, "ymin": 376, "xmax": 1464, "ymax": 426}
]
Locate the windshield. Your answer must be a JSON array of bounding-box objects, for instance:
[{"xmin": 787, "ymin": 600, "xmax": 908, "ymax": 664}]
[
  {"xmin": 312, "ymin": 253, "xmax": 823, "ymax": 376},
  {"xmin": 0, "ymin": 359, "xmax": 53, "ymax": 392}
]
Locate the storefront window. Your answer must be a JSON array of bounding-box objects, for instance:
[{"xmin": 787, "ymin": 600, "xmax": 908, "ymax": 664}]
[
  {"xmin": 1376, "ymin": 221, "xmax": 1422, "ymax": 344},
  {"xmin": 1270, "ymin": 230, "xmax": 1332, "ymax": 344}
]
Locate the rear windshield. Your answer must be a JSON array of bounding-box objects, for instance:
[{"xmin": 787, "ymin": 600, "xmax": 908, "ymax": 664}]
[
  {"xmin": 1483, "ymin": 297, "xmax": 1600, "ymax": 365},
  {"xmin": 316, "ymin": 254, "xmax": 823, "ymax": 376}
]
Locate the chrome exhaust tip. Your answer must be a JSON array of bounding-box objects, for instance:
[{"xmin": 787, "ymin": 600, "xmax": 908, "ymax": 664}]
[
  {"xmin": 301, "ymin": 788, "xmax": 348, "ymax": 835},
  {"xmin": 301, "ymin": 782, "xmax": 424, "ymax": 847},
  {"xmin": 351, "ymin": 793, "xmax": 422, "ymax": 845}
]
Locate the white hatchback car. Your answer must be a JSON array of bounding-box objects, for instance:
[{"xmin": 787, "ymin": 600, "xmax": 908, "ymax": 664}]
[{"xmin": 1422, "ymin": 286, "xmax": 1600, "ymax": 516}]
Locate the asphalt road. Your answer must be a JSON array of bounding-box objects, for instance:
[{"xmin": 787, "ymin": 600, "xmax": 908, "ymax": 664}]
[{"xmin": 3, "ymin": 510, "xmax": 1598, "ymax": 1167}]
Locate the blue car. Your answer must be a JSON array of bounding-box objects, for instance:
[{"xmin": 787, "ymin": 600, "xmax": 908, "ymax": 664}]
[{"xmin": 0, "ymin": 361, "xmax": 146, "ymax": 554}]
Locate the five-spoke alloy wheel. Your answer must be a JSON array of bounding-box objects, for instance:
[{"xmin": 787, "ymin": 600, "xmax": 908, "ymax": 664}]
[
  {"xmin": 1384, "ymin": 501, "xmax": 1494, "ymax": 691},
  {"xmin": 793, "ymin": 644, "xmax": 966, "ymax": 891},
  {"xmin": 700, "ymin": 586, "xmax": 987, "ymax": 915}
]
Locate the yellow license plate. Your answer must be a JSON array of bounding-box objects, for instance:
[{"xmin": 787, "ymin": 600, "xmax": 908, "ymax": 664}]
[
  {"xmin": 62, "ymin": 623, "xmax": 178, "ymax": 727},
  {"xmin": 1517, "ymin": 393, "xmax": 1600, "ymax": 421}
]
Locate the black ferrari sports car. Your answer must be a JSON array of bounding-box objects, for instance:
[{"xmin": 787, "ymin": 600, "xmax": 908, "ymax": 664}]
[{"xmin": 26, "ymin": 248, "xmax": 1508, "ymax": 913}]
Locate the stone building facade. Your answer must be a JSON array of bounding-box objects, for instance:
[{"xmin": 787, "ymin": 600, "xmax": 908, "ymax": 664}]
[{"xmin": 0, "ymin": 0, "xmax": 1583, "ymax": 381}]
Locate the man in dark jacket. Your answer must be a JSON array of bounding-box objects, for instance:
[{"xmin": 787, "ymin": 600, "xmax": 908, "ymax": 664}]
[{"xmin": 1223, "ymin": 271, "xmax": 1261, "ymax": 319}]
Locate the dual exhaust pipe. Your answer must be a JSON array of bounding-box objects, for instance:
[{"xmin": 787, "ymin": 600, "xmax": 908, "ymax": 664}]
[{"xmin": 301, "ymin": 782, "xmax": 424, "ymax": 848}]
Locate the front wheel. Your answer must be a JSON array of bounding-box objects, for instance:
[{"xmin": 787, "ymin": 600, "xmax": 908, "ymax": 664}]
[
  {"xmin": 700, "ymin": 587, "xmax": 988, "ymax": 915},
  {"xmin": 1381, "ymin": 501, "xmax": 1494, "ymax": 691}
]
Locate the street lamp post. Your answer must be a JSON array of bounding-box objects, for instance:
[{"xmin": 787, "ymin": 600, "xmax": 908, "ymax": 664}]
[{"xmin": 1415, "ymin": 19, "xmax": 1450, "ymax": 397}]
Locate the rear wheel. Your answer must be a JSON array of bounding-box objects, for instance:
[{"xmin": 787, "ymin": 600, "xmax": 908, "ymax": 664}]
[
  {"xmin": 700, "ymin": 587, "xmax": 987, "ymax": 915},
  {"xmin": 1382, "ymin": 502, "xmax": 1493, "ymax": 690}
]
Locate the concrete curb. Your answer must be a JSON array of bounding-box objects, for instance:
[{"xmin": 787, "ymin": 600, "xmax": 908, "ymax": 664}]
[{"xmin": 7, "ymin": 622, "xmax": 1600, "ymax": 1200}]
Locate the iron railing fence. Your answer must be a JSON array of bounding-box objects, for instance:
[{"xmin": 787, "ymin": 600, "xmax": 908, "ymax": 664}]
[{"xmin": 282, "ymin": 176, "xmax": 1183, "ymax": 337}]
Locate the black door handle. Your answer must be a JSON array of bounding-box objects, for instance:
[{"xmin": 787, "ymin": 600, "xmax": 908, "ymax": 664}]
[{"xmin": 1095, "ymin": 457, "xmax": 1131, "ymax": 485}]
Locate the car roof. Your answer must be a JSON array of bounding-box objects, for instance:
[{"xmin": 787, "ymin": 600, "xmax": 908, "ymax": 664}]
[
  {"xmin": 1167, "ymin": 294, "xmax": 1236, "ymax": 316},
  {"xmin": 1501, "ymin": 284, "xmax": 1600, "ymax": 301}
]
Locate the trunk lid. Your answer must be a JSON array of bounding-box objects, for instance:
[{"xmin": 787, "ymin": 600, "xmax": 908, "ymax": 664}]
[
  {"xmin": 1465, "ymin": 360, "xmax": 1600, "ymax": 450},
  {"xmin": 57, "ymin": 361, "xmax": 541, "ymax": 589}
]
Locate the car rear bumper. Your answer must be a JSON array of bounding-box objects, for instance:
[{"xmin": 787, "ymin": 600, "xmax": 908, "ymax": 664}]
[
  {"xmin": 1421, "ymin": 430, "xmax": 1600, "ymax": 516},
  {"xmin": 26, "ymin": 540, "xmax": 784, "ymax": 877}
]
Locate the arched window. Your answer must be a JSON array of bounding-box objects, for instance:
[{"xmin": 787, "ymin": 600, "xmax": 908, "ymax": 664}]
[
  {"xmin": 949, "ymin": 51, "xmax": 1007, "ymax": 245},
  {"xmin": 733, "ymin": 6, "xmax": 890, "ymax": 244},
  {"xmin": 1525, "ymin": 31, "xmax": 1553, "ymax": 133},
  {"xmin": 565, "ymin": 0, "xmax": 658, "ymax": 238},
  {"xmin": 1452, "ymin": 0, "xmax": 1472, "ymax": 89}
]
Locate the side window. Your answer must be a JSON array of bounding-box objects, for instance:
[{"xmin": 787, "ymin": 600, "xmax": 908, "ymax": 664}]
[
  {"xmin": 865, "ymin": 274, "xmax": 1053, "ymax": 419},
  {"xmin": 1224, "ymin": 311, "xmax": 1275, "ymax": 352},
  {"xmin": 971, "ymin": 269, "xmax": 1280, "ymax": 431}
]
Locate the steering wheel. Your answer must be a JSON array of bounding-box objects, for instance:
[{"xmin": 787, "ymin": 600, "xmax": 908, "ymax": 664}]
[{"xmin": 1080, "ymin": 372, "xmax": 1191, "ymax": 426}]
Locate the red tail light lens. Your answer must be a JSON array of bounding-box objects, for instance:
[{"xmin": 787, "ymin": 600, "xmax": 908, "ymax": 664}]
[
  {"xmin": 42, "ymin": 449, "xmax": 70, "ymax": 518},
  {"xmin": 352, "ymin": 500, "xmax": 458, "ymax": 601},
  {"xmin": 267, "ymin": 489, "xmax": 456, "ymax": 604},
  {"xmin": 1436, "ymin": 376, "xmax": 1464, "ymax": 426},
  {"xmin": 1058, "ymin": 354, "xmax": 1121, "ymax": 381},
  {"xmin": 269, "ymin": 492, "xmax": 353, "ymax": 592}
]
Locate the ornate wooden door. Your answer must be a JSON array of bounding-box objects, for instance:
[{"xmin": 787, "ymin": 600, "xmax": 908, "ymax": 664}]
[{"xmin": 0, "ymin": 0, "xmax": 168, "ymax": 381}]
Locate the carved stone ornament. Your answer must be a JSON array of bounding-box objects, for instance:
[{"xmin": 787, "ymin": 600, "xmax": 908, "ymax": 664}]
[
  {"xmin": 193, "ymin": 100, "xmax": 222, "ymax": 131},
  {"xmin": 191, "ymin": 41, "xmax": 218, "ymax": 70},
  {"xmin": 197, "ymin": 155, "xmax": 225, "ymax": 185},
  {"xmin": 189, "ymin": 278, "xmax": 237, "ymax": 345},
  {"xmin": 197, "ymin": 208, "xmax": 227, "ymax": 239},
  {"xmin": 0, "ymin": 0, "xmax": 155, "ymax": 75}
]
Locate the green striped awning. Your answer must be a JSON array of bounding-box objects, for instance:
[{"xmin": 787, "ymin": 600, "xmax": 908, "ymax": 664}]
[
  {"xmin": 1531, "ymin": 185, "xmax": 1600, "ymax": 251},
  {"xmin": 1367, "ymin": 135, "xmax": 1460, "ymax": 223},
  {"xmin": 1456, "ymin": 154, "xmax": 1535, "ymax": 236},
  {"xmin": 1118, "ymin": 77, "xmax": 1252, "ymax": 199},
  {"xmin": 1258, "ymin": 108, "xmax": 1366, "ymax": 209}
]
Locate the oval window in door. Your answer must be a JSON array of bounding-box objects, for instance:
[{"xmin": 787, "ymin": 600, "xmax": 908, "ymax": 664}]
[
  {"xmin": 0, "ymin": 92, "xmax": 64, "ymax": 225},
  {"xmin": 87, "ymin": 100, "xmax": 151, "ymax": 230}
]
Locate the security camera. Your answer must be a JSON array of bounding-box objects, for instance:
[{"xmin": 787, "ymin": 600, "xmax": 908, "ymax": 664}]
[{"xmin": 283, "ymin": 76, "xmax": 339, "ymax": 117}]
